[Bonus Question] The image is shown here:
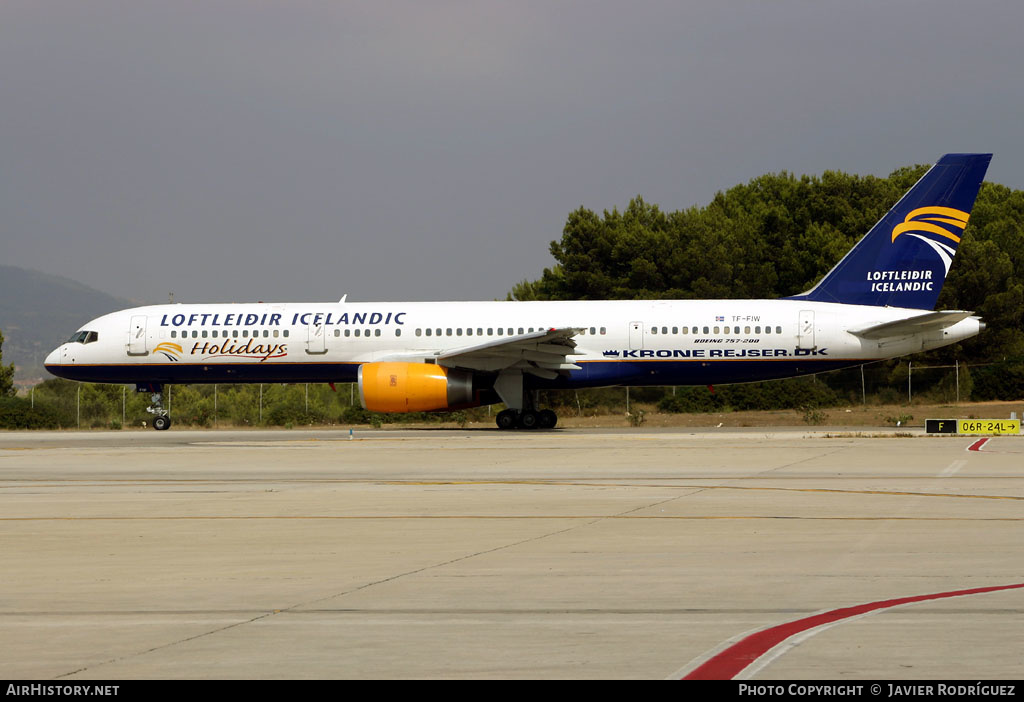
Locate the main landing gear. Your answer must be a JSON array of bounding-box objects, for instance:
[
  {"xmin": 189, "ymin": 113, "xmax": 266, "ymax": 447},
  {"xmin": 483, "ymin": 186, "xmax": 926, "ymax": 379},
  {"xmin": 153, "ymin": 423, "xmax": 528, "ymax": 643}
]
[
  {"xmin": 138, "ymin": 384, "xmax": 172, "ymax": 431},
  {"xmin": 495, "ymin": 408, "xmax": 557, "ymax": 430},
  {"xmin": 491, "ymin": 371, "xmax": 558, "ymax": 430}
]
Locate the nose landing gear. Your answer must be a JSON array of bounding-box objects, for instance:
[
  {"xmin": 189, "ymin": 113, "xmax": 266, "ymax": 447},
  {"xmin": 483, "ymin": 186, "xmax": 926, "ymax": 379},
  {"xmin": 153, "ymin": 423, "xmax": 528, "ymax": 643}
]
[{"xmin": 137, "ymin": 384, "xmax": 172, "ymax": 430}]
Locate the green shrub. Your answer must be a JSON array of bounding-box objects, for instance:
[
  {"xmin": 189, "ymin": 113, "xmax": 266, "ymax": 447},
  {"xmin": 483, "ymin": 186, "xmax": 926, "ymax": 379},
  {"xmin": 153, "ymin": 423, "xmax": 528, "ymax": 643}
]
[
  {"xmin": 0, "ymin": 396, "xmax": 63, "ymax": 429},
  {"xmin": 972, "ymin": 360, "xmax": 1024, "ymax": 400}
]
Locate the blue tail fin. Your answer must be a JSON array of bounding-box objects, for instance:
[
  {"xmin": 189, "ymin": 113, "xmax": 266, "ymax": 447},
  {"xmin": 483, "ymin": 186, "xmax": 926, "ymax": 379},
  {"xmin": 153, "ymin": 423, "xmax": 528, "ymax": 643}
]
[{"xmin": 788, "ymin": 153, "xmax": 991, "ymax": 309}]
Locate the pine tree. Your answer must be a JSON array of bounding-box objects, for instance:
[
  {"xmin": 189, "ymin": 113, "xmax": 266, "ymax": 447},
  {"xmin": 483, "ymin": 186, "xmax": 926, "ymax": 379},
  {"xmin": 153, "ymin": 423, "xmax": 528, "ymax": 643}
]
[{"xmin": 0, "ymin": 328, "xmax": 14, "ymax": 397}]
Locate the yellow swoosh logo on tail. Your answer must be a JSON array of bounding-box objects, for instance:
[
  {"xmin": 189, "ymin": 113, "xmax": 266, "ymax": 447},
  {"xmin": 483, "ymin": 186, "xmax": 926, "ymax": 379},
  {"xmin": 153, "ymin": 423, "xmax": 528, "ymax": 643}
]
[{"xmin": 891, "ymin": 206, "xmax": 969, "ymax": 244}]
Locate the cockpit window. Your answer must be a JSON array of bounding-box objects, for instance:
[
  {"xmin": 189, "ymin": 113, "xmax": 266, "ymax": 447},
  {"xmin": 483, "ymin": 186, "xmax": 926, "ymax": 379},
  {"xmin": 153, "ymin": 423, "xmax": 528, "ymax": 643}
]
[{"xmin": 67, "ymin": 331, "xmax": 99, "ymax": 344}]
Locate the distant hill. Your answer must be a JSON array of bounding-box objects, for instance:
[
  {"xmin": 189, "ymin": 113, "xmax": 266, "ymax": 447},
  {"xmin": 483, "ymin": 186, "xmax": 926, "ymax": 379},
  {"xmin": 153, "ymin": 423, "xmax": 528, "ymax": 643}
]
[{"xmin": 0, "ymin": 265, "xmax": 137, "ymax": 383}]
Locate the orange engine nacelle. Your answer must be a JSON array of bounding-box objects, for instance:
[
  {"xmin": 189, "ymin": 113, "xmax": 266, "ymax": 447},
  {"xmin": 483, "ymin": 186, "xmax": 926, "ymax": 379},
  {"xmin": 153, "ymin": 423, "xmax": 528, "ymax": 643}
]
[{"xmin": 358, "ymin": 362, "xmax": 476, "ymax": 413}]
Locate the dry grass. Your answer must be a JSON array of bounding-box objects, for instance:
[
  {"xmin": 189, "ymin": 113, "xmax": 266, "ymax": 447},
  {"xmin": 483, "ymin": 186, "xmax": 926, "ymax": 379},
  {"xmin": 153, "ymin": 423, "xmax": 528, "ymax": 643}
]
[{"xmin": 520, "ymin": 400, "xmax": 1024, "ymax": 430}]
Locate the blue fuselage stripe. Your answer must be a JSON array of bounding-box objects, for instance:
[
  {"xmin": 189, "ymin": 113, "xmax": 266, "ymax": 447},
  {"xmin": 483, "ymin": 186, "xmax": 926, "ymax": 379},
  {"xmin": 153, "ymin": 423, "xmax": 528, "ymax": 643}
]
[{"xmin": 46, "ymin": 358, "xmax": 871, "ymax": 389}]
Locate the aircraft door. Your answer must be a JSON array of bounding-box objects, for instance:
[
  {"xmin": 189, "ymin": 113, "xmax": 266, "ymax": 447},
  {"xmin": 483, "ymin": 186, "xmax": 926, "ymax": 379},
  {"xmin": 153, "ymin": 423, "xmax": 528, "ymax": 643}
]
[
  {"xmin": 629, "ymin": 321, "xmax": 644, "ymax": 350},
  {"xmin": 306, "ymin": 322, "xmax": 327, "ymax": 355},
  {"xmin": 128, "ymin": 315, "xmax": 148, "ymax": 355},
  {"xmin": 797, "ymin": 310, "xmax": 815, "ymax": 350}
]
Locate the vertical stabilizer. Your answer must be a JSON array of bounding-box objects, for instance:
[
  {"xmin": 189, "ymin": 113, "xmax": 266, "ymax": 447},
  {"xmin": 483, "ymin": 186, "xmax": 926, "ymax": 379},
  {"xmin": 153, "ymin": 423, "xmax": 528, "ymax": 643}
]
[{"xmin": 788, "ymin": 153, "xmax": 991, "ymax": 309}]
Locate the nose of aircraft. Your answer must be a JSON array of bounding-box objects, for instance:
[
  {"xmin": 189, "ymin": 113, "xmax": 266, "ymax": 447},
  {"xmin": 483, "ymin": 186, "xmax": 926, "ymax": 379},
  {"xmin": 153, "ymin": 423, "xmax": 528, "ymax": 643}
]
[{"xmin": 44, "ymin": 346, "xmax": 63, "ymax": 372}]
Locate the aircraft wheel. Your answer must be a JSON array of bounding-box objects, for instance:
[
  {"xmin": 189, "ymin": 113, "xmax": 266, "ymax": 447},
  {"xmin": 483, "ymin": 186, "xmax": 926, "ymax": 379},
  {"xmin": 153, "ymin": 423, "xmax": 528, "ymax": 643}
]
[
  {"xmin": 496, "ymin": 409, "xmax": 518, "ymax": 430},
  {"xmin": 153, "ymin": 415, "xmax": 172, "ymax": 431},
  {"xmin": 538, "ymin": 409, "xmax": 557, "ymax": 429},
  {"xmin": 519, "ymin": 410, "xmax": 540, "ymax": 430}
]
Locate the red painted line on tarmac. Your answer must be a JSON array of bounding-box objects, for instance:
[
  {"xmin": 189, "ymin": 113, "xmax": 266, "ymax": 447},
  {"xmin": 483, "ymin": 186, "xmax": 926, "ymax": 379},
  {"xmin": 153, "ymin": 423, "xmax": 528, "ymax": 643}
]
[
  {"xmin": 681, "ymin": 582, "xmax": 1024, "ymax": 680},
  {"xmin": 968, "ymin": 438, "xmax": 990, "ymax": 452}
]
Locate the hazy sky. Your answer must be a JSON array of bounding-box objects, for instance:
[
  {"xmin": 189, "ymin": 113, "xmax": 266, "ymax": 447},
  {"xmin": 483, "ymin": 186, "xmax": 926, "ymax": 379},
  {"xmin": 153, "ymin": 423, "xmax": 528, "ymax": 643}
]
[{"xmin": 2, "ymin": 1, "xmax": 1022, "ymax": 305}]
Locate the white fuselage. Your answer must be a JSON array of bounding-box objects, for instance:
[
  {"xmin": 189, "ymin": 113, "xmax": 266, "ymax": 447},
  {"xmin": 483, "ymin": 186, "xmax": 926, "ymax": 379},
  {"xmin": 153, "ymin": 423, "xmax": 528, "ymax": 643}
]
[{"xmin": 44, "ymin": 298, "xmax": 982, "ymax": 390}]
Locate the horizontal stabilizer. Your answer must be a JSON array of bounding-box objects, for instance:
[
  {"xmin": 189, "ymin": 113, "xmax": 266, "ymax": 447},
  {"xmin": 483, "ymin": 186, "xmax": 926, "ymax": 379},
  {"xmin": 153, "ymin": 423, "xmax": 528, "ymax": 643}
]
[{"xmin": 848, "ymin": 310, "xmax": 975, "ymax": 340}]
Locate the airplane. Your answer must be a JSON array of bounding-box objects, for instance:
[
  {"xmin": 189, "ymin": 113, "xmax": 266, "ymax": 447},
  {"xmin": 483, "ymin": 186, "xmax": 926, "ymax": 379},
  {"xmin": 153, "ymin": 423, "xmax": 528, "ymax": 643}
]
[{"xmin": 45, "ymin": 153, "xmax": 992, "ymax": 430}]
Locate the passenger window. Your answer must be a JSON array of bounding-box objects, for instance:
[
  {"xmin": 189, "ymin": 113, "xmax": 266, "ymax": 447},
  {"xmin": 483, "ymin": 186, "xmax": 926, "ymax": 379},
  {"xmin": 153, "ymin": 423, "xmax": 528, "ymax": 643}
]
[
  {"xmin": 416, "ymin": 328, "xmax": 422, "ymax": 337},
  {"xmin": 776, "ymin": 326, "xmax": 782, "ymax": 334},
  {"xmin": 355, "ymin": 329, "xmax": 361, "ymax": 337},
  {"xmin": 590, "ymin": 327, "xmax": 596, "ymax": 335},
  {"xmin": 425, "ymin": 328, "xmax": 431, "ymax": 336},
  {"xmin": 703, "ymin": 326, "xmax": 709, "ymax": 334},
  {"xmin": 714, "ymin": 326, "xmax": 720, "ymax": 334},
  {"xmin": 723, "ymin": 326, "xmax": 729, "ymax": 334},
  {"xmin": 744, "ymin": 326, "xmax": 750, "ymax": 334},
  {"xmin": 345, "ymin": 329, "xmax": 351, "ymax": 337},
  {"xmin": 283, "ymin": 330, "xmax": 289, "ymax": 338},
  {"xmin": 651, "ymin": 327, "xmax": 657, "ymax": 335},
  {"xmin": 171, "ymin": 331, "xmax": 177, "ymax": 339},
  {"xmin": 600, "ymin": 327, "xmax": 606, "ymax": 335},
  {"xmin": 395, "ymin": 329, "xmax": 401, "ymax": 337}
]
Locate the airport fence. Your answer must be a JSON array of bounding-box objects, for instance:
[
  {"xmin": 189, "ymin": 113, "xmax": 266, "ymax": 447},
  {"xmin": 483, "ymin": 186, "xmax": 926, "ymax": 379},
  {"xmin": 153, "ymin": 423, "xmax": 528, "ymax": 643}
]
[{"xmin": 4, "ymin": 357, "xmax": 1022, "ymax": 430}]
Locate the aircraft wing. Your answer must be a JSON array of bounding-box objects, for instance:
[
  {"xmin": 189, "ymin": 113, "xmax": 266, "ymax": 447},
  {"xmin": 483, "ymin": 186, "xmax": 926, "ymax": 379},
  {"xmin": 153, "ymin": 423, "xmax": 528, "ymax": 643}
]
[
  {"xmin": 437, "ymin": 327, "xmax": 585, "ymax": 378},
  {"xmin": 848, "ymin": 310, "xmax": 976, "ymax": 340}
]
